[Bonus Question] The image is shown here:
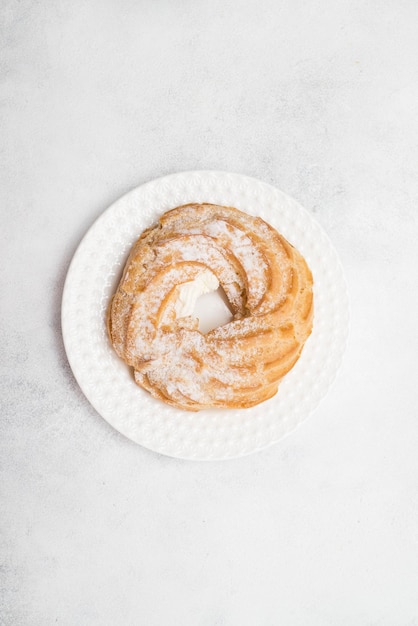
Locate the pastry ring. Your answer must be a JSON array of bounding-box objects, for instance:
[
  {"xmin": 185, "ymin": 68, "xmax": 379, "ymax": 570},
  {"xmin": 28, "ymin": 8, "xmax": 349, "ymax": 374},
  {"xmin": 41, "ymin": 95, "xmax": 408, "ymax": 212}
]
[{"xmin": 108, "ymin": 203, "xmax": 313, "ymax": 411}]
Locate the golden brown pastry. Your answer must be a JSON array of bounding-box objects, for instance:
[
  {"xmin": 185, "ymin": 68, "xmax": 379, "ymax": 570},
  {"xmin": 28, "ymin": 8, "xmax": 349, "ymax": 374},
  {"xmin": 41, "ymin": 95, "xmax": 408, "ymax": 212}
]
[{"xmin": 108, "ymin": 203, "xmax": 313, "ymax": 411}]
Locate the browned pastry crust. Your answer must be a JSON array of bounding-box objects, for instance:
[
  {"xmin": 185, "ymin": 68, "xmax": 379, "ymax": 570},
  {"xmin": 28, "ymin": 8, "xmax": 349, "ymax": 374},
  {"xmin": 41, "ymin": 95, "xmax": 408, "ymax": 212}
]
[{"xmin": 108, "ymin": 203, "xmax": 313, "ymax": 411}]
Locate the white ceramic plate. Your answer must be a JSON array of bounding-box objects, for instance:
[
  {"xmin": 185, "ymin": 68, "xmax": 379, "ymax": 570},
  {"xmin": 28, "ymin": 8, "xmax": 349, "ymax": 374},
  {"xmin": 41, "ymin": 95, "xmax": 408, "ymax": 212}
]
[{"xmin": 62, "ymin": 171, "xmax": 349, "ymax": 460}]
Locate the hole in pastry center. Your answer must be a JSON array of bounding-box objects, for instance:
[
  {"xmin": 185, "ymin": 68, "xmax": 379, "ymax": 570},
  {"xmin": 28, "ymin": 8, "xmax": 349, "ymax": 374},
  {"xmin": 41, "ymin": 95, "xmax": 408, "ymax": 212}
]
[
  {"xmin": 174, "ymin": 270, "xmax": 234, "ymax": 333},
  {"xmin": 194, "ymin": 286, "xmax": 233, "ymax": 334}
]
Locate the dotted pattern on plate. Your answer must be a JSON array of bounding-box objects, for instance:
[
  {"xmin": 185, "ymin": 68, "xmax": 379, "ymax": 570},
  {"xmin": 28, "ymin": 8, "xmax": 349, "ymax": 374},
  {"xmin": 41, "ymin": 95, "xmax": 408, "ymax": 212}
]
[{"xmin": 62, "ymin": 171, "xmax": 349, "ymax": 460}]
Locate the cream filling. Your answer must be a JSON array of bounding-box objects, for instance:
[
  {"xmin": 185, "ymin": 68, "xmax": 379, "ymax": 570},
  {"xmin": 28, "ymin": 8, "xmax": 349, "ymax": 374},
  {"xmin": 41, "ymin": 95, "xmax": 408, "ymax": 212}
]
[{"xmin": 174, "ymin": 269, "xmax": 219, "ymax": 318}]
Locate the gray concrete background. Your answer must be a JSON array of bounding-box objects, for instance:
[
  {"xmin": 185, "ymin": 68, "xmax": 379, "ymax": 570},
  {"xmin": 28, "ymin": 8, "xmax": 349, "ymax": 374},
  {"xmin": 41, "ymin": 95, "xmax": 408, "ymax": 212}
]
[{"xmin": 1, "ymin": 1, "xmax": 418, "ymax": 624}]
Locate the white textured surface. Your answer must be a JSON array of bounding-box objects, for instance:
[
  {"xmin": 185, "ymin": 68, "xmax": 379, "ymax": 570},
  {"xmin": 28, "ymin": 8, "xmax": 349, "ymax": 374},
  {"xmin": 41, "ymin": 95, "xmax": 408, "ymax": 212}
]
[
  {"xmin": 1, "ymin": 0, "xmax": 418, "ymax": 623},
  {"xmin": 62, "ymin": 172, "xmax": 348, "ymax": 460}
]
